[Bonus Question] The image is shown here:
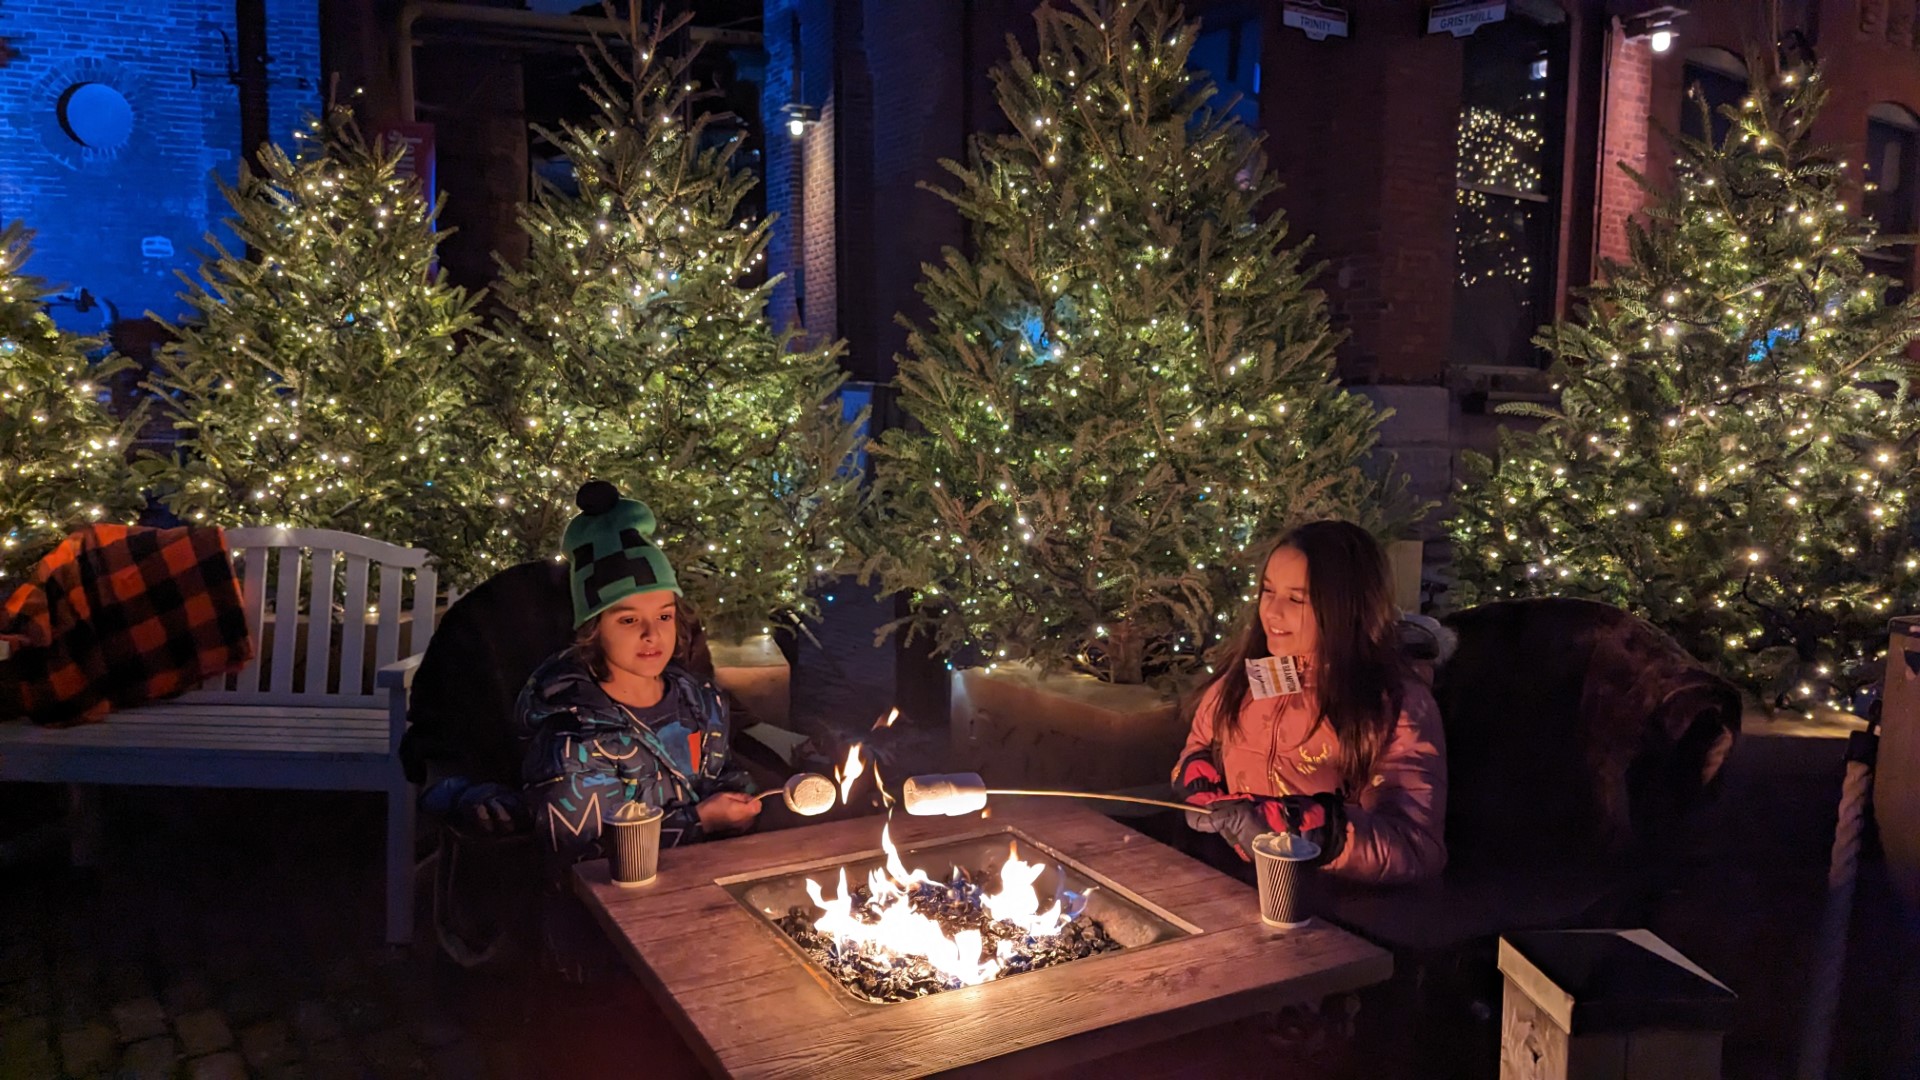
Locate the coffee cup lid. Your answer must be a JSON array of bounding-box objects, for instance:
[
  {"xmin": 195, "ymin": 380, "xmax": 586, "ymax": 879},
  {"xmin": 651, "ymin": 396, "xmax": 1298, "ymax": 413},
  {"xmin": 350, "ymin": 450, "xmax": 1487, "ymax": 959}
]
[
  {"xmin": 613, "ymin": 800, "xmax": 662, "ymax": 823},
  {"xmin": 1253, "ymin": 831, "xmax": 1320, "ymax": 861}
]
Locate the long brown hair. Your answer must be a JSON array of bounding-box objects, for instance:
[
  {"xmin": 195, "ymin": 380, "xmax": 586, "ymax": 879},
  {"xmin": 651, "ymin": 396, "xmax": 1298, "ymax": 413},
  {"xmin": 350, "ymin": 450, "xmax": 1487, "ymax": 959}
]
[
  {"xmin": 1206, "ymin": 520, "xmax": 1409, "ymax": 793},
  {"xmin": 574, "ymin": 594, "xmax": 699, "ymax": 683}
]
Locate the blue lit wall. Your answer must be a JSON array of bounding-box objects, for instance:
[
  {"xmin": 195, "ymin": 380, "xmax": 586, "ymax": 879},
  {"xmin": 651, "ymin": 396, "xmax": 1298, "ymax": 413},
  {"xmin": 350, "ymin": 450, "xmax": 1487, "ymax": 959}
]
[{"xmin": 0, "ymin": 0, "xmax": 320, "ymax": 334}]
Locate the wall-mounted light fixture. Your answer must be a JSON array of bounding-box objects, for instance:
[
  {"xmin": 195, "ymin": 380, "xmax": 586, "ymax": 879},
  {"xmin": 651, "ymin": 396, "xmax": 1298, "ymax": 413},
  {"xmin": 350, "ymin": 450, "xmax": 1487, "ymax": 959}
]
[
  {"xmin": 784, "ymin": 103, "xmax": 818, "ymax": 138},
  {"xmin": 1624, "ymin": 5, "xmax": 1686, "ymax": 53}
]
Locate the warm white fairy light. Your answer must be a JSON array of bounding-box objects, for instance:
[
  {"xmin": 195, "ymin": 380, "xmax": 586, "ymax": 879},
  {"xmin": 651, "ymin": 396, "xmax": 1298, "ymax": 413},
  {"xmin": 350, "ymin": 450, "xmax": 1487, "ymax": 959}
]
[
  {"xmin": 1452, "ymin": 63, "xmax": 1920, "ymax": 713},
  {"xmin": 0, "ymin": 225, "xmax": 142, "ymax": 583},
  {"xmin": 864, "ymin": 1, "xmax": 1393, "ymax": 683}
]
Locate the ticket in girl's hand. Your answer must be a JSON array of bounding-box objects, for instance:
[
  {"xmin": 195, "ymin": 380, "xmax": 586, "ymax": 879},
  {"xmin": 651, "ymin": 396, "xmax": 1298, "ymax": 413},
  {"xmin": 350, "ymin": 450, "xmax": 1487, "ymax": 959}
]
[{"xmin": 1246, "ymin": 655, "xmax": 1304, "ymax": 699}]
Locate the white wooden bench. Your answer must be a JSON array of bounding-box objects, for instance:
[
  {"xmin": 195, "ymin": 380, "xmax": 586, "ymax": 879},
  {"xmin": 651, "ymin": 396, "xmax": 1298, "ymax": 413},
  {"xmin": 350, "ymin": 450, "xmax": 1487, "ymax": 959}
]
[{"xmin": 0, "ymin": 527, "xmax": 442, "ymax": 945}]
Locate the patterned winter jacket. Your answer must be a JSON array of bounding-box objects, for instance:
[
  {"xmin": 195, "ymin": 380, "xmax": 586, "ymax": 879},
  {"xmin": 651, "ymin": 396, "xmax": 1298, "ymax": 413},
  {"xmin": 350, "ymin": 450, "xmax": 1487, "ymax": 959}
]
[{"xmin": 514, "ymin": 650, "xmax": 753, "ymax": 874}]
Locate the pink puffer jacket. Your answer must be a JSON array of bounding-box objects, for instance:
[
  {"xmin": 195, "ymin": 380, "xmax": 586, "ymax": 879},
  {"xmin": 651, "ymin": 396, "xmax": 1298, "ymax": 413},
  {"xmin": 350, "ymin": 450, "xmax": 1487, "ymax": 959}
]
[{"xmin": 1176, "ymin": 672, "xmax": 1448, "ymax": 885}]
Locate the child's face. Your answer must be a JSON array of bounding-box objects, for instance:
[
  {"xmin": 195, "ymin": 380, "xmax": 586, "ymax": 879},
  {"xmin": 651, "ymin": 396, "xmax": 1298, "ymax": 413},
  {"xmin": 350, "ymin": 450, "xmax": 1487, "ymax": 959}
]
[
  {"xmin": 596, "ymin": 591, "xmax": 678, "ymax": 682},
  {"xmin": 1259, "ymin": 545, "xmax": 1318, "ymax": 661}
]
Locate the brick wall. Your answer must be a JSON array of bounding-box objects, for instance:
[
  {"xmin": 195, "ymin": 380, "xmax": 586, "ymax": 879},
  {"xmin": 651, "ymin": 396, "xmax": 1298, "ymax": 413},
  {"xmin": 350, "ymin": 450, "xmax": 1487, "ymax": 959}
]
[
  {"xmin": 1261, "ymin": 2, "xmax": 1459, "ymax": 385},
  {"xmin": 265, "ymin": 0, "xmax": 323, "ymax": 153},
  {"xmin": 1596, "ymin": 30, "xmax": 1652, "ymax": 268},
  {"xmin": 414, "ymin": 40, "xmax": 522, "ymax": 288},
  {"xmin": 762, "ymin": 0, "xmax": 835, "ymax": 341},
  {"xmin": 1606, "ymin": 0, "xmax": 1920, "ymax": 277},
  {"xmin": 0, "ymin": 0, "xmax": 318, "ymax": 333}
]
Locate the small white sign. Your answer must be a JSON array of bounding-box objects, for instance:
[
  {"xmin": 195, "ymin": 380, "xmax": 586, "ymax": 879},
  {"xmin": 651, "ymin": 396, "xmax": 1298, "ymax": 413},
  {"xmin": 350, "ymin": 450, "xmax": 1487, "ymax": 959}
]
[
  {"xmin": 1246, "ymin": 655, "xmax": 1305, "ymax": 700},
  {"xmin": 140, "ymin": 236, "xmax": 174, "ymax": 259},
  {"xmin": 1283, "ymin": 2, "xmax": 1350, "ymax": 42},
  {"xmin": 1427, "ymin": 0, "xmax": 1507, "ymax": 38}
]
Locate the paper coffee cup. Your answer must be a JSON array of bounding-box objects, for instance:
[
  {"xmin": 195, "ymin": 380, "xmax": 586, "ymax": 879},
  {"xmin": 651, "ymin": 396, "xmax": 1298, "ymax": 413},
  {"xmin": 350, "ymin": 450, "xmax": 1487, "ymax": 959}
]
[
  {"xmin": 1251, "ymin": 831, "xmax": 1320, "ymax": 928},
  {"xmin": 609, "ymin": 801, "xmax": 664, "ymax": 887}
]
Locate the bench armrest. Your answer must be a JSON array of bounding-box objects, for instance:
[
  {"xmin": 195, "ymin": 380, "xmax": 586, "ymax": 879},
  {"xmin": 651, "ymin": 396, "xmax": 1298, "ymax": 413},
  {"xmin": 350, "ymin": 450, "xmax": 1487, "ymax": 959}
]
[{"xmin": 376, "ymin": 653, "xmax": 424, "ymax": 692}]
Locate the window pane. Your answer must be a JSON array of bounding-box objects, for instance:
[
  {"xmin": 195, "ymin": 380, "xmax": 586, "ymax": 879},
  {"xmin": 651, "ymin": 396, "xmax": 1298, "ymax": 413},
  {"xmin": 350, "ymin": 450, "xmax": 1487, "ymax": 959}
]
[
  {"xmin": 1190, "ymin": 18, "xmax": 1260, "ymax": 126},
  {"xmin": 1679, "ymin": 64, "xmax": 1745, "ymax": 148},
  {"xmin": 1865, "ymin": 119, "xmax": 1917, "ymax": 234},
  {"xmin": 1453, "ymin": 190, "xmax": 1552, "ymax": 366},
  {"xmin": 1452, "ymin": 15, "xmax": 1566, "ymax": 368},
  {"xmin": 1458, "ymin": 32, "xmax": 1551, "ymax": 195}
]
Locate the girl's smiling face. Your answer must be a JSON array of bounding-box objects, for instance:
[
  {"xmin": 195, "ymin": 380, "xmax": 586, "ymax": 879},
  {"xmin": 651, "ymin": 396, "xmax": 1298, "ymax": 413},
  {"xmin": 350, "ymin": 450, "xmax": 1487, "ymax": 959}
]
[{"xmin": 1258, "ymin": 545, "xmax": 1318, "ymax": 661}]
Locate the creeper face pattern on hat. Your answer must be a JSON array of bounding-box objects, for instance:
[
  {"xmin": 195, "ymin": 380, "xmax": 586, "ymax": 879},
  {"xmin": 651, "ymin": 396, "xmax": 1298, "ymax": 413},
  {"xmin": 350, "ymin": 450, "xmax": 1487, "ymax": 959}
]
[{"xmin": 563, "ymin": 481, "xmax": 681, "ymax": 626}]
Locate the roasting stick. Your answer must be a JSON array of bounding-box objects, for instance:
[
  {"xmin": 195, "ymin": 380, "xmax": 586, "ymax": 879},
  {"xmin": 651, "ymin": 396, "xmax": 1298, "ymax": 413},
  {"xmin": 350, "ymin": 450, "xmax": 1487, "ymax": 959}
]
[
  {"xmin": 977, "ymin": 787, "xmax": 1206, "ymax": 815},
  {"xmin": 759, "ymin": 770, "xmax": 1211, "ymax": 817},
  {"xmin": 902, "ymin": 773, "xmax": 1209, "ymax": 817}
]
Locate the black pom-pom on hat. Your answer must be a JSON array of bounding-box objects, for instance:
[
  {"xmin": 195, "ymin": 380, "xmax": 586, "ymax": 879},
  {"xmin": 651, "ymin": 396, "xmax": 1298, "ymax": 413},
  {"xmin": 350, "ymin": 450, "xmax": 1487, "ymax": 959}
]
[{"xmin": 576, "ymin": 480, "xmax": 620, "ymax": 515}]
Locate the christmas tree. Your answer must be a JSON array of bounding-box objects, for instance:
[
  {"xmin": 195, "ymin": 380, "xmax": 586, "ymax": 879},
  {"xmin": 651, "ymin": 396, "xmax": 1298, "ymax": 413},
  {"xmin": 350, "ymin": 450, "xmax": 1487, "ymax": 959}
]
[
  {"xmin": 0, "ymin": 222, "xmax": 145, "ymax": 585},
  {"xmin": 474, "ymin": 7, "xmax": 865, "ymax": 641},
  {"xmin": 1450, "ymin": 58, "xmax": 1920, "ymax": 710},
  {"xmin": 860, "ymin": 0, "xmax": 1402, "ymax": 685},
  {"xmin": 145, "ymin": 108, "xmax": 486, "ymax": 584}
]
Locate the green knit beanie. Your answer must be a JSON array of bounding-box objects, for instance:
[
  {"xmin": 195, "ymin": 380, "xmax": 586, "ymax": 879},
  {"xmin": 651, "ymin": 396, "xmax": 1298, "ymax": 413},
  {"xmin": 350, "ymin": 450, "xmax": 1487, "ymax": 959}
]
[{"xmin": 563, "ymin": 481, "xmax": 681, "ymax": 627}]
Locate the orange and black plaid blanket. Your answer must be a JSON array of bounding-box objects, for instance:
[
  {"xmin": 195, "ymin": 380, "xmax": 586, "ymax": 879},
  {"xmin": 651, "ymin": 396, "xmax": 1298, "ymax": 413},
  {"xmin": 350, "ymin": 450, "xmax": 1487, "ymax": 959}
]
[{"xmin": 0, "ymin": 524, "xmax": 253, "ymax": 726}]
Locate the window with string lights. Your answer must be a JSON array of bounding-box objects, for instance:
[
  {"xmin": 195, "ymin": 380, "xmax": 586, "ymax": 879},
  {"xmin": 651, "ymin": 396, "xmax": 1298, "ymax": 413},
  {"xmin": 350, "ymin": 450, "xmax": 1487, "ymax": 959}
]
[{"xmin": 1449, "ymin": 12, "xmax": 1567, "ymax": 369}]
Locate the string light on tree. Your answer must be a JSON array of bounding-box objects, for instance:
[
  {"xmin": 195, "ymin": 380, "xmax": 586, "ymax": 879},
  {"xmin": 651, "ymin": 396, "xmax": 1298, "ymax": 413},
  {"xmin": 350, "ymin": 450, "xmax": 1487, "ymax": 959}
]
[
  {"xmin": 1450, "ymin": 56, "xmax": 1920, "ymax": 713},
  {"xmin": 470, "ymin": 4, "xmax": 865, "ymax": 639},
  {"xmin": 0, "ymin": 222, "xmax": 144, "ymax": 583},
  {"xmin": 860, "ymin": 0, "xmax": 1411, "ymax": 686},
  {"xmin": 144, "ymin": 108, "xmax": 487, "ymax": 584}
]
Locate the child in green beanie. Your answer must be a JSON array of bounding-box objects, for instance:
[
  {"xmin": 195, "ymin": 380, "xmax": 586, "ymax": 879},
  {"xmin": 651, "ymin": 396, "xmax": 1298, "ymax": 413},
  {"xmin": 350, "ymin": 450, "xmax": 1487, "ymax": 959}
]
[{"xmin": 514, "ymin": 481, "xmax": 759, "ymax": 977}]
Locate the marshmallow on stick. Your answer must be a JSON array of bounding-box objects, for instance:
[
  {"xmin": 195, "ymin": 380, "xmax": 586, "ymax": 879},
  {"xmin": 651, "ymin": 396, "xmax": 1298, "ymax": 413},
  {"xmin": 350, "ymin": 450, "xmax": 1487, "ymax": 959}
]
[
  {"xmin": 901, "ymin": 773, "xmax": 991, "ymax": 817},
  {"xmin": 755, "ymin": 772, "xmax": 839, "ymax": 816}
]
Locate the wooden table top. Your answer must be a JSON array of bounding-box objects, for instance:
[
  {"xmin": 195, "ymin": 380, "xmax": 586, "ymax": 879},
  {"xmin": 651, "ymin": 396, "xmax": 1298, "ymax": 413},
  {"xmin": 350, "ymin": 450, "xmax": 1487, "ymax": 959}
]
[{"xmin": 574, "ymin": 800, "xmax": 1392, "ymax": 1079}]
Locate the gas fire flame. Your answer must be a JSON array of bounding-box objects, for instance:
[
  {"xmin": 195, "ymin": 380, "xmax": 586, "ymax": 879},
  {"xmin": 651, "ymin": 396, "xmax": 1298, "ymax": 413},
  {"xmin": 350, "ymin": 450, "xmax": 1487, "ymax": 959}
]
[
  {"xmin": 801, "ymin": 823, "xmax": 1072, "ymax": 988},
  {"xmin": 835, "ymin": 742, "xmax": 866, "ymax": 804}
]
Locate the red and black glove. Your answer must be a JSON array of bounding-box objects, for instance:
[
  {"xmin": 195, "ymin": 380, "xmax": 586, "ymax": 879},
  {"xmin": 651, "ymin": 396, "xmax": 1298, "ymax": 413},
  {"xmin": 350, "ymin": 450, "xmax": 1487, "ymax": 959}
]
[
  {"xmin": 1176, "ymin": 748, "xmax": 1233, "ymax": 833},
  {"xmin": 1176, "ymin": 749, "xmax": 1346, "ymax": 864},
  {"xmin": 1191, "ymin": 792, "xmax": 1347, "ymax": 867}
]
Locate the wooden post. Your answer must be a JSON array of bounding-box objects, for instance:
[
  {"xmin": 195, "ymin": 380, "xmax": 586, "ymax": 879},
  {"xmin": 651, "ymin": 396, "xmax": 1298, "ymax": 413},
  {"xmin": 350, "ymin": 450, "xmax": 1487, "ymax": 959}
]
[{"xmin": 1497, "ymin": 930, "xmax": 1735, "ymax": 1080}]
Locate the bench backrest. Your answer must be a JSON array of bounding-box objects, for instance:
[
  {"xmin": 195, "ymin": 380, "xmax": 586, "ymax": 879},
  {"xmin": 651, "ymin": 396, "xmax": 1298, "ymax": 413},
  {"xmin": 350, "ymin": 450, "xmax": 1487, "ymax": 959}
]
[{"xmin": 179, "ymin": 527, "xmax": 443, "ymax": 709}]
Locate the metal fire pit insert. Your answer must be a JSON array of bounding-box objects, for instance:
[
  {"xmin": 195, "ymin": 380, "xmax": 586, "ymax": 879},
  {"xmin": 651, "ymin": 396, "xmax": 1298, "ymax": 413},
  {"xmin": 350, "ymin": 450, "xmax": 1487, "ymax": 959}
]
[{"xmin": 718, "ymin": 826, "xmax": 1192, "ymax": 1005}]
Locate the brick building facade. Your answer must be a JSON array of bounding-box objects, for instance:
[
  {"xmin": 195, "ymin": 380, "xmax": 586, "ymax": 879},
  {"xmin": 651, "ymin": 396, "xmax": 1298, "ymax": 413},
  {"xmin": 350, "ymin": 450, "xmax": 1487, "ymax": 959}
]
[
  {"xmin": 757, "ymin": 0, "xmax": 1920, "ymax": 529},
  {"xmin": 0, "ymin": 0, "xmax": 320, "ymax": 335}
]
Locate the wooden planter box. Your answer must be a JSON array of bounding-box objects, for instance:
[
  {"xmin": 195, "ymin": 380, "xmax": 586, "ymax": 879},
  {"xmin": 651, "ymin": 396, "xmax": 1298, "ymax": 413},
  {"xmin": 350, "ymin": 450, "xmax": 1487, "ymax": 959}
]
[
  {"xmin": 1386, "ymin": 539, "xmax": 1424, "ymax": 612},
  {"xmin": 950, "ymin": 662, "xmax": 1186, "ymax": 791},
  {"xmin": 711, "ymin": 633, "xmax": 791, "ymax": 729}
]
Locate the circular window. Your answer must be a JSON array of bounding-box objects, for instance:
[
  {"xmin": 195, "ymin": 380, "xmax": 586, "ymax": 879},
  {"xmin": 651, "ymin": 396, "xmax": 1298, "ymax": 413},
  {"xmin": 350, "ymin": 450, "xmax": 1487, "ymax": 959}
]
[{"xmin": 58, "ymin": 82, "xmax": 134, "ymax": 150}]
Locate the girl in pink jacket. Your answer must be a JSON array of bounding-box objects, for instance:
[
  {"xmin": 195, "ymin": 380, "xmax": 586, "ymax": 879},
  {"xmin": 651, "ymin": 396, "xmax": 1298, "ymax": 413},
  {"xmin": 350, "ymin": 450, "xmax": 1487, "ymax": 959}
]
[{"xmin": 1174, "ymin": 520, "xmax": 1448, "ymax": 886}]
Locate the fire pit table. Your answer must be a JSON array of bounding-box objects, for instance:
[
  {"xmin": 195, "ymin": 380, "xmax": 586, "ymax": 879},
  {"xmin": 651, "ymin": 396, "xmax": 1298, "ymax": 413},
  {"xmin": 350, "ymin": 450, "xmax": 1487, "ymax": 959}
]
[{"xmin": 573, "ymin": 801, "xmax": 1392, "ymax": 1078}]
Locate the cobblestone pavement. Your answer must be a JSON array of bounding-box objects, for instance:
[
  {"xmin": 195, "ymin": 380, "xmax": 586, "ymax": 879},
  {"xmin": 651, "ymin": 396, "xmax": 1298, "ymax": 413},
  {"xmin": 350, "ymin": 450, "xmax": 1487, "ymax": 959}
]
[{"xmin": 0, "ymin": 582, "xmax": 1913, "ymax": 1078}]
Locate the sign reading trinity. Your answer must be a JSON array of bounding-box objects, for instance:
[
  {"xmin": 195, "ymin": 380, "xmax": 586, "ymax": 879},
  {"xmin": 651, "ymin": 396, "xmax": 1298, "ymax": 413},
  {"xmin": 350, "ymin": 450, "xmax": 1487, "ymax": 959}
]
[{"xmin": 1282, "ymin": 2, "xmax": 1350, "ymax": 41}]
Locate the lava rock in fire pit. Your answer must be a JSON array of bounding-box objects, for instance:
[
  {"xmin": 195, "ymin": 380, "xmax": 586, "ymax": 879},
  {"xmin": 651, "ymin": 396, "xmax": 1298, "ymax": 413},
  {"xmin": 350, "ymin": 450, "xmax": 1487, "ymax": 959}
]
[{"xmin": 773, "ymin": 865, "xmax": 1123, "ymax": 1004}]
